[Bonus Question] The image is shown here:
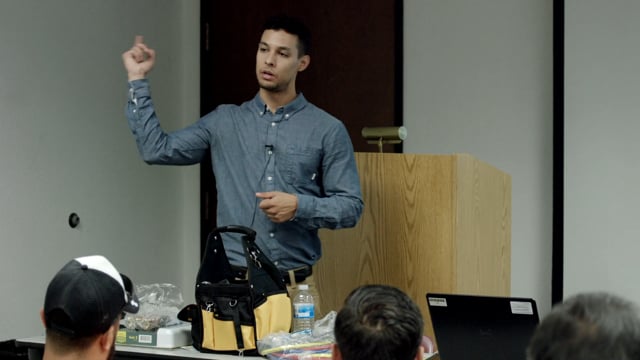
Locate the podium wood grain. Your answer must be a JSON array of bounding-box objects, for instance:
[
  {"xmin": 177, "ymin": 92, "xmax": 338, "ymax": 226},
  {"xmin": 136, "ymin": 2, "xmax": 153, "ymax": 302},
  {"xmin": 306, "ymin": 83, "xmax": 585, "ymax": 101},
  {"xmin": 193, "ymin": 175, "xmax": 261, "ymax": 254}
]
[{"xmin": 316, "ymin": 153, "xmax": 511, "ymax": 338}]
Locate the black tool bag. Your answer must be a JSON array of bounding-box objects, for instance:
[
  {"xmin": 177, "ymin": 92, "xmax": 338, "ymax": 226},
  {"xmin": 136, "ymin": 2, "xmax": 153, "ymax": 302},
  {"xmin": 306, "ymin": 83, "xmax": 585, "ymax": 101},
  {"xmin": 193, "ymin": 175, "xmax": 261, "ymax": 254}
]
[{"xmin": 178, "ymin": 225, "xmax": 292, "ymax": 355}]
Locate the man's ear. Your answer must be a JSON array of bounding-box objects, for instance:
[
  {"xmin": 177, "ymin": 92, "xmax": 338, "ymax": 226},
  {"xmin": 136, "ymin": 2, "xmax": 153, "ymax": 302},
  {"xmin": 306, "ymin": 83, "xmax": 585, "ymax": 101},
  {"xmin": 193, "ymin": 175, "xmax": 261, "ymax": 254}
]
[
  {"xmin": 298, "ymin": 54, "xmax": 310, "ymax": 72},
  {"xmin": 415, "ymin": 344, "xmax": 425, "ymax": 360},
  {"xmin": 39, "ymin": 309, "xmax": 46, "ymax": 328},
  {"xmin": 331, "ymin": 343, "xmax": 343, "ymax": 360},
  {"xmin": 99, "ymin": 323, "xmax": 118, "ymax": 353}
]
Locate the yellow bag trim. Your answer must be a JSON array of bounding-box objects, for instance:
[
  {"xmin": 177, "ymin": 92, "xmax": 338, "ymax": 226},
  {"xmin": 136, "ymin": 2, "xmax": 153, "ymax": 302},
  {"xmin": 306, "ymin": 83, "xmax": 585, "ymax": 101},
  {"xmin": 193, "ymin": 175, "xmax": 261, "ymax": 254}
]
[
  {"xmin": 201, "ymin": 308, "xmax": 256, "ymax": 351},
  {"xmin": 199, "ymin": 293, "xmax": 291, "ymax": 351},
  {"xmin": 254, "ymin": 293, "xmax": 292, "ymax": 338}
]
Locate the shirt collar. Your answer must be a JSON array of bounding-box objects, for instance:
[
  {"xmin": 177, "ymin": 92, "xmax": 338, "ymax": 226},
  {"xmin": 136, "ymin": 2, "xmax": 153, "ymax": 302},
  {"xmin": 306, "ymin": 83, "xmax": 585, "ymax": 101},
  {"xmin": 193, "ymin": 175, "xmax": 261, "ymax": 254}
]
[{"xmin": 252, "ymin": 92, "xmax": 308, "ymax": 118}]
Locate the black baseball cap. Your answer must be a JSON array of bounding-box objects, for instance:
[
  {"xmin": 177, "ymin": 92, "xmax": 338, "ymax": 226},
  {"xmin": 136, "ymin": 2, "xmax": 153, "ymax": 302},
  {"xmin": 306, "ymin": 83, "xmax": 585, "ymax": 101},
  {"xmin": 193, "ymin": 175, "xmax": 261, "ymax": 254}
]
[{"xmin": 43, "ymin": 255, "xmax": 139, "ymax": 338}]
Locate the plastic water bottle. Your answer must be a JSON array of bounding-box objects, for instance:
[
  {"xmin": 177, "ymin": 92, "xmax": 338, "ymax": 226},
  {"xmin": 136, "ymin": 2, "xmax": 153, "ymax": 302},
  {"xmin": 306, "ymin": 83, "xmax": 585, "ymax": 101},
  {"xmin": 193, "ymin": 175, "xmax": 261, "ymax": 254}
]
[{"xmin": 292, "ymin": 284, "xmax": 315, "ymax": 333}]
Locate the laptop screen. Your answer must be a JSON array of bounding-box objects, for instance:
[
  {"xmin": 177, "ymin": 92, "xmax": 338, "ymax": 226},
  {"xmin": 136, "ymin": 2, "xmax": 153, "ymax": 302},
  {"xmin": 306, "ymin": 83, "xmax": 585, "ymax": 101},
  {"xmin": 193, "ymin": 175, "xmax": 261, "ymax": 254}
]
[{"xmin": 426, "ymin": 293, "xmax": 539, "ymax": 360}]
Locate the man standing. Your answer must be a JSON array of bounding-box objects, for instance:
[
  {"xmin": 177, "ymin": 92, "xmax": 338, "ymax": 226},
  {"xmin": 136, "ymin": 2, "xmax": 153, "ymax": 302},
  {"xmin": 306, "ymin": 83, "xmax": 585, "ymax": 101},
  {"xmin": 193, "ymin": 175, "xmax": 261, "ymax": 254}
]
[
  {"xmin": 122, "ymin": 14, "xmax": 363, "ymax": 312},
  {"xmin": 40, "ymin": 255, "xmax": 139, "ymax": 360}
]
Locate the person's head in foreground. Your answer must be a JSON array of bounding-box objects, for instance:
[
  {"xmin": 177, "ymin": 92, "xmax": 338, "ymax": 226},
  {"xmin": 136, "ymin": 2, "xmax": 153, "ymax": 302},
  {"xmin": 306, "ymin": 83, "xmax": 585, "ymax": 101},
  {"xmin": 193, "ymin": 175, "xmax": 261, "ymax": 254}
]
[
  {"xmin": 41, "ymin": 255, "xmax": 139, "ymax": 360},
  {"xmin": 333, "ymin": 284, "xmax": 424, "ymax": 360},
  {"xmin": 527, "ymin": 291, "xmax": 640, "ymax": 360}
]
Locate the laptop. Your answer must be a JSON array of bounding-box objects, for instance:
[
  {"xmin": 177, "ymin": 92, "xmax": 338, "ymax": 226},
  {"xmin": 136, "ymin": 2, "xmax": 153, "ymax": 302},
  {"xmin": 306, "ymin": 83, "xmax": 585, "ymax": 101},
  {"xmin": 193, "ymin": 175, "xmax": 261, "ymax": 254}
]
[{"xmin": 426, "ymin": 293, "xmax": 539, "ymax": 360}]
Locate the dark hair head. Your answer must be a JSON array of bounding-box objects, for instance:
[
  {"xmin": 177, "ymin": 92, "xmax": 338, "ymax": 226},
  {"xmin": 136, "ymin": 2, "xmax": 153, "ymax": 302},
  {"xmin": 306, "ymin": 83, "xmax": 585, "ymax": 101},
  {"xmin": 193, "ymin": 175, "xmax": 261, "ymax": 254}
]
[
  {"xmin": 334, "ymin": 284, "xmax": 424, "ymax": 360},
  {"xmin": 261, "ymin": 14, "xmax": 311, "ymax": 57},
  {"xmin": 527, "ymin": 292, "xmax": 640, "ymax": 360}
]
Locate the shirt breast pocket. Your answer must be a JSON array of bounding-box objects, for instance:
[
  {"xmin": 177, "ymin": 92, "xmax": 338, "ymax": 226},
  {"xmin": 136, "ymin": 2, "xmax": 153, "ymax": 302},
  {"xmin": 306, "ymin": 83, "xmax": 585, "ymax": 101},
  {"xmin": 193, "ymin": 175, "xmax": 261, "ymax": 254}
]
[{"xmin": 281, "ymin": 145, "xmax": 322, "ymax": 186}]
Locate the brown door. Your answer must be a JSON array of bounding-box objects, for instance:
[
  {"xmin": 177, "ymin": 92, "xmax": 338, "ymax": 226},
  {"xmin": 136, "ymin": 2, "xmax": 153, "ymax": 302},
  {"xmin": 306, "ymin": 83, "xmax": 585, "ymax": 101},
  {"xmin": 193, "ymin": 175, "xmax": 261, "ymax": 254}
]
[{"xmin": 200, "ymin": 0, "xmax": 402, "ymax": 253}]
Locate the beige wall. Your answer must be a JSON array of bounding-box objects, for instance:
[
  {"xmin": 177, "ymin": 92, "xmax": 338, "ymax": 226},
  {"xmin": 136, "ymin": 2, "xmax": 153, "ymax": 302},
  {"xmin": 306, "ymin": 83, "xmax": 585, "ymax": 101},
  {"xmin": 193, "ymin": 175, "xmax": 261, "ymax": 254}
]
[
  {"xmin": 0, "ymin": 0, "xmax": 200, "ymax": 339},
  {"xmin": 403, "ymin": 0, "xmax": 554, "ymax": 314},
  {"xmin": 564, "ymin": 0, "xmax": 640, "ymax": 302}
]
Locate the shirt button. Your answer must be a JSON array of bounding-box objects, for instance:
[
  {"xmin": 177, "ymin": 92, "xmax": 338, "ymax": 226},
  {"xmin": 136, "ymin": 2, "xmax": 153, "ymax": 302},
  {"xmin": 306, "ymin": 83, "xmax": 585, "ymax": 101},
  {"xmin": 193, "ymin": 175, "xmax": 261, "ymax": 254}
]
[
  {"xmin": 284, "ymin": 114, "xmax": 290, "ymax": 119},
  {"xmin": 271, "ymin": 122, "xmax": 276, "ymax": 127},
  {"xmin": 267, "ymin": 176, "xmax": 273, "ymax": 181},
  {"xmin": 274, "ymin": 261, "xmax": 279, "ymax": 266},
  {"xmin": 269, "ymin": 233, "xmax": 275, "ymax": 238}
]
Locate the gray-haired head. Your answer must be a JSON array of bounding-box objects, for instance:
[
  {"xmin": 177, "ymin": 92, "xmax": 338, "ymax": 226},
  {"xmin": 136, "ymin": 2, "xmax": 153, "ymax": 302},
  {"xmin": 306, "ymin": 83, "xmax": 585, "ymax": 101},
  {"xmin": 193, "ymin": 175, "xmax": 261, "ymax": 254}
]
[{"xmin": 527, "ymin": 292, "xmax": 640, "ymax": 360}]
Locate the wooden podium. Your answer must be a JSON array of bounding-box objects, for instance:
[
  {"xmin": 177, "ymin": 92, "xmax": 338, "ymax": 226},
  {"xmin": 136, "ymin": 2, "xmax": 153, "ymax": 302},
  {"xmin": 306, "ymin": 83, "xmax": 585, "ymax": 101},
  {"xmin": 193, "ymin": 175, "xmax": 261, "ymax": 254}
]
[{"xmin": 315, "ymin": 153, "xmax": 511, "ymax": 337}]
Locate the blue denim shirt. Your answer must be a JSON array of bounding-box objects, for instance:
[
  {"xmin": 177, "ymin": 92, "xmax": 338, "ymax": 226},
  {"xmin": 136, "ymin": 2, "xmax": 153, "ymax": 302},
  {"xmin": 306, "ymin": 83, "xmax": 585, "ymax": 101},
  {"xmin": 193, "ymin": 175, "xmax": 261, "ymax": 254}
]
[{"xmin": 126, "ymin": 79, "xmax": 363, "ymax": 270}]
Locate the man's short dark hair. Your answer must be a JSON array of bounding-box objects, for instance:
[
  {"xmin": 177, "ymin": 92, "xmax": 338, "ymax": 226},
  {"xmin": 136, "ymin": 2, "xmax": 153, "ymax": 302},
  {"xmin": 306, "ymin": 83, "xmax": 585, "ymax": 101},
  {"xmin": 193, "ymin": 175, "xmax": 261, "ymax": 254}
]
[
  {"xmin": 527, "ymin": 292, "xmax": 640, "ymax": 360},
  {"xmin": 334, "ymin": 284, "xmax": 424, "ymax": 360},
  {"xmin": 262, "ymin": 14, "xmax": 311, "ymax": 57}
]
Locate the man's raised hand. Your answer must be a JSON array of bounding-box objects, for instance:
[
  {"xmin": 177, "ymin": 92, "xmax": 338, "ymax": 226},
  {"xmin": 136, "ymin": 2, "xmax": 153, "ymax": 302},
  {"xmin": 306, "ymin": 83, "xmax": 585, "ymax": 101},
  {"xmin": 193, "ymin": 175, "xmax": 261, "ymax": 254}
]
[{"xmin": 122, "ymin": 35, "xmax": 156, "ymax": 81}]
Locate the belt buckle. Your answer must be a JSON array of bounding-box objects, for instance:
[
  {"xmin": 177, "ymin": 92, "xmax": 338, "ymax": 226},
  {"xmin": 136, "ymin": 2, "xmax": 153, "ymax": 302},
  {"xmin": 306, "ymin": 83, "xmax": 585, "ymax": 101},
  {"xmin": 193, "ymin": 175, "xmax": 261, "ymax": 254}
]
[{"xmin": 285, "ymin": 266, "xmax": 311, "ymax": 283}]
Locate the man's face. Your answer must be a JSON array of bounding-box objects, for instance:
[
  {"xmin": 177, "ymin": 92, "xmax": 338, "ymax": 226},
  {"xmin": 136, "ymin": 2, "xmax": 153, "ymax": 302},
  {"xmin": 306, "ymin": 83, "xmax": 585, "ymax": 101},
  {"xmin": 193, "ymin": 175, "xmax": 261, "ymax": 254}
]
[{"xmin": 256, "ymin": 29, "xmax": 309, "ymax": 93}]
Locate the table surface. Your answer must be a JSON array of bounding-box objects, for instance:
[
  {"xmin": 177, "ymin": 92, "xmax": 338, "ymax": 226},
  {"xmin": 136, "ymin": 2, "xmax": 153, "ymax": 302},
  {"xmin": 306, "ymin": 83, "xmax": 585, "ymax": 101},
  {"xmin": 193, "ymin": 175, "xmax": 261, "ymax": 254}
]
[
  {"xmin": 16, "ymin": 335, "xmax": 439, "ymax": 360},
  {"xmin": 15, "ymin": 336, "xmax": 264, "ymax": 359}
]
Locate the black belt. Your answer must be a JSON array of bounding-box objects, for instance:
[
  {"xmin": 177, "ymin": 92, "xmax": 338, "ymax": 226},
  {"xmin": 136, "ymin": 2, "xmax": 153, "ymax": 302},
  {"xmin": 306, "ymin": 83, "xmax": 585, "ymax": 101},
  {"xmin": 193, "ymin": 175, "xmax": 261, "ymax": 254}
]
[{"xmin": 230, "ymin": 265, "xmax": 312, "ymax": 284}]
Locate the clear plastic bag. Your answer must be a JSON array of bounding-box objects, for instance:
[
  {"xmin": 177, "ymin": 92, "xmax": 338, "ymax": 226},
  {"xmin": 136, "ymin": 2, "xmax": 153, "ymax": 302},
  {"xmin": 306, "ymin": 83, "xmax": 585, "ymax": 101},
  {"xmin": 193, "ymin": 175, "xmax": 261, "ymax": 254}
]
[
  {"xmin": 258, "ymin": 311, "xmax": 337, "ymax": 359},
  {"xmin": 121, "ymin": 283, "xmax": 184, "ymax": 331}
]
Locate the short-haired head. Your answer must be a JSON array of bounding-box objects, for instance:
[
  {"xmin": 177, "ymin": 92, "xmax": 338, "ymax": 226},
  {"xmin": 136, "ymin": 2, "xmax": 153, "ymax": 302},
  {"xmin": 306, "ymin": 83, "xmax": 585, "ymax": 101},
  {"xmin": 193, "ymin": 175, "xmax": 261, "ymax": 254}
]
[
  {"xmin": 261, "ymin": 14, "xmax": 311, "ymax": 57},
  {"xmin": 334, "ymin": 284, "xmax": 424, "ymax": 360}
]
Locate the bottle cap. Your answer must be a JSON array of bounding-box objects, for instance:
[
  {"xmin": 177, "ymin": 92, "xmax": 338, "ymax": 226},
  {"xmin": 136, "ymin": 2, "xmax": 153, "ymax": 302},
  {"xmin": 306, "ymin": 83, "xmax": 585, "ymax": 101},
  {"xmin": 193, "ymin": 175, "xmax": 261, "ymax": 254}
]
[{"xmin": 298, "ymin": 284, "xmax": 309, "ymax": 290}]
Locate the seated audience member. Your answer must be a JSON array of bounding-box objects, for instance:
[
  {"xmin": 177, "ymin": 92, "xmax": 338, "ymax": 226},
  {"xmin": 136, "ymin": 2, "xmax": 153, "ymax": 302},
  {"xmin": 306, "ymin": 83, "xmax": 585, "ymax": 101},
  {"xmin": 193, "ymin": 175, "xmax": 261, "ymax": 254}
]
[
  {"xmin": 527, "ymin": 292, "xmax": 640, "ymax": 360},
  {"xmin": 332, "ymin": 284, "xmax": 424, "ymax": 360},
  {"xmin": 41, "ymin": 255, "xmax": 139, "ymax": 360}
]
